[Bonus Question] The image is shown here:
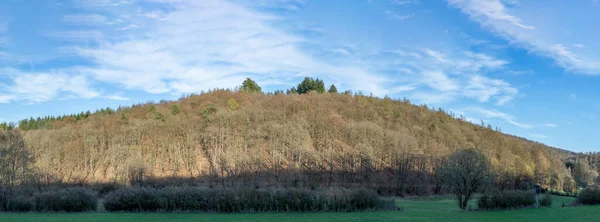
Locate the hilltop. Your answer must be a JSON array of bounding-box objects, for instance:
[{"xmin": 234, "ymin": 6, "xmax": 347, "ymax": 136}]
[{"xmin": 3, "ymin": 78, "xmax": 599, "ymax": 195}]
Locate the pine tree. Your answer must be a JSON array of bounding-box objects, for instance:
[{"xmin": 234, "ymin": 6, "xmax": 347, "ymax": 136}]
[
  {"xmin": 171, "ymin": 104, "xmax": 180, "ymax": 116},
  {"xmin": 240, "ymin": 78, "xmax": 262, "ymax": 93},
  {"xmin": 328, "ymin": 84, "xmax": 338, "ymax": 93}
]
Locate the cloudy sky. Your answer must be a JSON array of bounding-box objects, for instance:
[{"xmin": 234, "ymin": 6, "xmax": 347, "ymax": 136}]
[{"xmin": 1, "ymin": 0, "xmax": 599, "ymax": 152}]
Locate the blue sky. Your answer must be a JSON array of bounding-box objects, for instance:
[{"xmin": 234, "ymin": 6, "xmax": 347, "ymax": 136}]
[{"xmin": 1, "ymin": 0, "xmax": 599, "ymax": 152}]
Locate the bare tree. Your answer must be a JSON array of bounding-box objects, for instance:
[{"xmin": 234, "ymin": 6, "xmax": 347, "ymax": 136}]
[
  {"xmin": 442, "ymin": 148, "xmax": 492, "ymax": 210},
  {"xmin": 0, "ymin": 130, "xmax": 34, "ymax": 193}
]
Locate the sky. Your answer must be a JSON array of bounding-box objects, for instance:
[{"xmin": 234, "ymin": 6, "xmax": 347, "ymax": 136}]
[{"xmin": 0, "ymin": 0, "xmax": 599, "ymax": 152}]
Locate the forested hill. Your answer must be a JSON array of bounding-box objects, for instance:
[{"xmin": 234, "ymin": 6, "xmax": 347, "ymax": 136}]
[{"xmin": 3, "ymin": 78, "xmax": 599, "ymax": 195}]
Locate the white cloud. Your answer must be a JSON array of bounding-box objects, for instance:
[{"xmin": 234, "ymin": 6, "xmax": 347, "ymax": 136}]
[
  {"xmin": 391, "ymin": 0, "xmax": 413, "ymax": 5},
  {"xmin": 74, "ymin": 0, "xmax": 134, "ymax": 7},
  {"xmin": 544, "ymin": 123, "xmax": 557, "ymax": 128},
  {"xmin": 465, "ymin": 106, "xmax": 532, "ymax": 129},
  {"xmin": 422, "ymin": 48, "xmax": 446, "ymax": 62},
  {"xmin": 421, "ymin": 71, "xmax": 459, "ymax": 92},
  {"xmin": 447, "ymin": 0, "xmax": 600, "ymax": 74},
  {"xmin": 0, "ymin": 68, "xmax": 100, "ymax": 103},
  {"xmin": 104, "ymin": 93, "xmax": 130, "ymax": 101},
  {"xmin": 531, "ymin": 133, "xmax": 547, "ymax": 139},
  {"xmin": 463, "ymin": 75, "xmax": 517, "ymax": 105},
  {"xmin": 385, "ymin": 10, "xmax": 414, "ymax": 20},
  {"xmin": 71, "ymin": 0, "xmax": 397, "ymax": 97},
  {"xmin": 379, "ymin": 47, "xmax": 515, "ymax": 106},
  {"xmin": 0, "ymin": 95, "xmax": 16, "ymax": 103},
  {"xmin": 328, "ymin": 48, "xmax": 351, "ymax": 56},
  {"xmin": 45, "ymin": 30, "xmax": 104, "ymax": 42},
  {"xmin": 62, "ymin": 14, "xmax": 107, "ymax": 24},
  {"xmin": 1, "ymin": 0, "xmax": 520, "ymax": 109},
  {"xmin": 447, "ymin": 0, "xmax": 534, "ymax": 30}
]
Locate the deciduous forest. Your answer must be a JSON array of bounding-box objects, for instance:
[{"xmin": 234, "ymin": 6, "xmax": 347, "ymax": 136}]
[{"xmin": 1, "ymin": 78, "xmax": 599, "ymax": 197}]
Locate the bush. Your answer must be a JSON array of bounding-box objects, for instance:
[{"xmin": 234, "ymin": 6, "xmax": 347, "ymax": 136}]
[
  {"xmin": 478, "ymin": 190, "xmax": 536, "ymax": 210},
  {"xmin": 350, "ymin": 188, "xmax": 383, "ymax": 211},
  {"xmin": 6, "ymin": 196, "xmax": 34, "ymax": 212},
  {"xmin": 34, "ymin": 187, "xmax": 98, "ymax": 212},
  {"xmin": 0, "ymin": 193, "xmax": 6, "ymax": 211},
  {"xmin": 576, "ymin": 187, "xmax": 600, "ymax": 205},
  {"xmin": 540, "ymin": 193, "xmax": 553, "ymax": 207},
  {"xmin": 103, "ymin": 187, "xmax": 394, "ymax": 213},
  {"xmin": 103, "ymin": 187, "xmax": 163, "ymax": 212}
]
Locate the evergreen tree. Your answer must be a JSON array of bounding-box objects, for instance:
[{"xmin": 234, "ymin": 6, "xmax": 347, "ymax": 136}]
[
  {"xmin": 316, "ymin": 79, "xmax": 325, "ymax": 93},
  {"xmin": 119, "ymin": 112, "xmax": 128, "ymax": 124},
  {"xmin": 328, "ymin": 84, "xmax": 338, "ymax": 93},
  {"xmin": 240, "ymin": 78, "xmax": 262, "ymax": 93},
  {"xmin": 171, "ymin": 104, "xmax": 180, "ymax": 116},
  {"xmin": 296, "ymin": 77, "xmax": 326, "ymax": 94}
]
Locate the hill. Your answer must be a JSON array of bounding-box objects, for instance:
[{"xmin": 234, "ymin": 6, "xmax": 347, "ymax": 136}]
[{"xmin": 2, "ymin": 79, "xmax": 599, "ymax": 195}]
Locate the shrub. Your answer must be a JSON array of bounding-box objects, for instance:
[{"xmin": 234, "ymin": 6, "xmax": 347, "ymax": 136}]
[
  {"xmin": 576, "ymin": 187, "xmax": 600, "ymax": 205},
  {"xmin": 34, "ymin": 187, "xmax": 98, "ymax": 212},
  {"xmin": 540, "ymin": 193, "xmax": 553, "ymax": 207},
  {"xmin": 350, "ymin": 188, "xmax": 383, "ymax": 211},
  {"xmin": 478, "ymin": 190, "xmax": 536, "ymax": 210},
  {"xmin": 103, "ymin": 187, "xmax": 394, "ymax": 213},
  {"xmin": 6, "ymin": 196, "xmax": 34, "ymax": 212},
  {"xmin": 0, "ymin": 192, "xmax": 6, "ymax": 211},
  {"xmin": 103, "ymin": 187, "xmax": 163, "ymax": 212}
]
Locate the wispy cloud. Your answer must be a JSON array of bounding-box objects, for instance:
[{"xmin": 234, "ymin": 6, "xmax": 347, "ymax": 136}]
[
  {"xmin": 0, "ymin": 68, "xmax": 100, "ymax": 103},
  {"xmin": 62, "ymin": 14, "xmax": 107, "ymax": 24},
  {"xmin": 373, "ymin": 47, "xmax": 515, "ymax": 106},
  {"xmin": 531, "ymin": 133, "xmax": 548, "ymax": 138},
  {"xmin": 385, "ymin": 10, "xmax": 414, "ymax": 20},
  {"xmin": 68, "ymin": 0, "xmax": 398, "ymax": 97},
  {"xmin": 464, "ymin": 106, "xmax": 533, "ymax": 129},
  {"xmin": 447, "ymin": 0, "xmax": 600, "ymax": 75},
  {"xmin": 446, "ymin": 0, "xmax": 534, "ymax": 30},
  {"xmin": 544, "ymin": 123, "xmax": 557, "ymax": 128},
  {"xmin": 0, "ymin": 20, "xmax": 7, "ymax": 33},
  {"xmin": 104, "ymin": 93, "xmax": 130, "ymax": 101}
]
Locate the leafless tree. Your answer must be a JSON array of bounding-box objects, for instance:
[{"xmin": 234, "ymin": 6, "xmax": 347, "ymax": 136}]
[{"xmin": 442, "ymin": 148, "xmax": 492, "ymax": 210}]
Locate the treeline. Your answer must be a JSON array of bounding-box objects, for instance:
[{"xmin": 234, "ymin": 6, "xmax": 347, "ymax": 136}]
[{"xmin": 0, "ymin": 77, "xmax": 599, "ymax": 197}]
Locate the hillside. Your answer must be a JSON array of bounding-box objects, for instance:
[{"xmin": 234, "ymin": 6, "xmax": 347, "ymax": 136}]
[{"xmin": 7, "ymin": 83, "xmax": 597, "ymax": 195}]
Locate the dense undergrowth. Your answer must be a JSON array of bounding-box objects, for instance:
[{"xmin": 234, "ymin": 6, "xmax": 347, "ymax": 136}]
[{"xmin": 0, "ymin": 187, "xmax": 396, "ymax": 213}]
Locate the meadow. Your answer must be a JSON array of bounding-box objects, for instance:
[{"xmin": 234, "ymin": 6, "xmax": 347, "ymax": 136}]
[{"xmin": 0, "ymin": 195, "xmax": 597, "ymax": 222}]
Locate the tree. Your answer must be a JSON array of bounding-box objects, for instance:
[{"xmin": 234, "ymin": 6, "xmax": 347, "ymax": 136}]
[
  {"xmin": 227, "ymin": 98, "xmax": 239, "ymax": 111},
  {"xmin": 240, "ymin": 78, "xmax": 262, "ymax": 93},
  {"xmin": 287, "ymin": 87, "xmax": 298, "ymax": 94},
  {"xmin": 119, "ymin": 112, "xmax": 128, "ymax": 124},
  {"xmin": 328, "ymin": 84, "xmax": 338, "ymax": 93},
  {"xmin": 316, "ymin": 79, "xmax": 325, "ymax": 93},
  {"xmin": 442, "ymin": 148, "xmax": 492, "ymax": 210},
  {"xmin": 296, "ymin": 77, "xmax": 326, "ymax": 94},
  {"xmin": 573, "ymin": 161, "xmax": 595, "ymax": 187},
  {"xmin": 0, "ymin": 130, "xmax": 34, "ymax": 192},
  {"xmin": 171, "ymin": 104, "xmax": 180, "ymax": 116}
]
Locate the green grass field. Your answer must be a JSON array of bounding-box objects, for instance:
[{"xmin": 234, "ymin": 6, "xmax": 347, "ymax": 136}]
[{"xmin": 0, "ymin": 195, "xmax": 597, "ymax": 222}]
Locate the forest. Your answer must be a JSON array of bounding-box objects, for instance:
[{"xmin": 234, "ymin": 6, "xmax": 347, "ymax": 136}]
[{"xmin": 1, "ymin": 77, "xmax": 599, "ymax": 197}]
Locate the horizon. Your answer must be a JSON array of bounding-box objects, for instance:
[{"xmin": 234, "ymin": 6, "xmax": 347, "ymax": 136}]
[{"xmin": 1, "ymin": 0, "xmax": 600, "ymax": 152}]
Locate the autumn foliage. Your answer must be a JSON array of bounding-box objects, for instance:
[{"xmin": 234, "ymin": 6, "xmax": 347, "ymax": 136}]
[{"xmin": 0, "ymin": 88, "xmax": 582, "ymax": 196}]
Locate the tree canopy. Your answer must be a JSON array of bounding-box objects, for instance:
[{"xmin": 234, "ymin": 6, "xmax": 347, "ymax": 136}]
[
  {"xmin": 240, "ymin": 78, "xmax": 262, "ymax": 93},
  {"xmin": 328, "ymin": 84, "xmax": 338, "ymax": 93},
  {"xmin": 442, "ymin": 148, "xmax": 492, "ymax": 210},
  {"xmin": 296, "ymin": 77, "xmax": 326, "ymax": 94}
]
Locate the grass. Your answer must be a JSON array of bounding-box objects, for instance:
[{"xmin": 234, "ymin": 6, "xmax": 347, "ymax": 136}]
[{"xmin": 0, "ymin": 195, "xmax": 598, "ymax": 222}]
